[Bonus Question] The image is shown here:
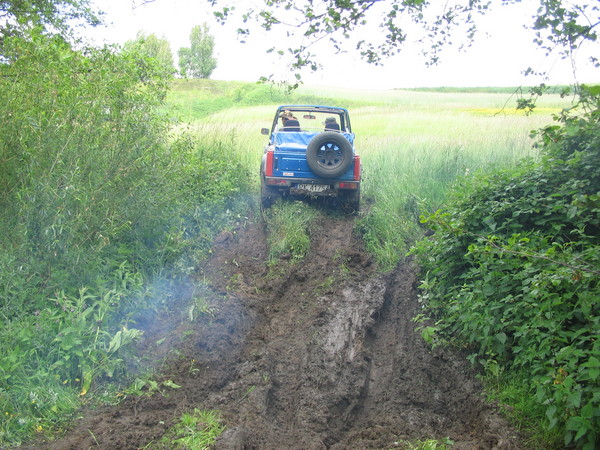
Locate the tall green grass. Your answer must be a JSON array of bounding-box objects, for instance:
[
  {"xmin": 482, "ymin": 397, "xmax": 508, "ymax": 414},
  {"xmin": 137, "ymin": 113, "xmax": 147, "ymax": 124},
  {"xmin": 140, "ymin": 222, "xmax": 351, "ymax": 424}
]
[
  {"xmin": 263, "ymin": 200, "xmax": 319, "ymax": 263},
  {"xmin": 328, "ymin": 91, "xmax": 567, "ymax": 269},
  {"xmin": 0, "ymin": 36, "xmax": 253, "ymax": 445},
  {"xmin": 168, "ymin": 81, "xmax": 570, "ymax": 270}
]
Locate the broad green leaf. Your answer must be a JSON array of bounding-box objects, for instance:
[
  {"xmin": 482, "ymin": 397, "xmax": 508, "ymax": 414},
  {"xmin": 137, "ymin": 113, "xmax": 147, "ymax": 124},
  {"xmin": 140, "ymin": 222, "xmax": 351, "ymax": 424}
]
[{"xmin": 163, "ymin": 380, "xmax": 182, "ymax": 389}]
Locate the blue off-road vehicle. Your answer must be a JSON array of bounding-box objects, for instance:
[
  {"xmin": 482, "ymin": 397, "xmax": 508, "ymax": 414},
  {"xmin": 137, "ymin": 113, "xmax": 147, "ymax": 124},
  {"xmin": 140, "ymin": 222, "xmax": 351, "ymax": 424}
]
[{"xmin": 260, "ymin": 105, "xmax": 361, "ymax": 212}]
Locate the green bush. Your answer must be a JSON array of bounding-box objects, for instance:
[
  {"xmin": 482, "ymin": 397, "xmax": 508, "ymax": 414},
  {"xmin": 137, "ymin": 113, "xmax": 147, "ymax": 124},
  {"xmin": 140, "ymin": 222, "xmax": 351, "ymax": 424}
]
[
  {"xmin": 412, "ymin": 87, "xmax": 599, "ymax": 448},
  {"xmin": 0, "ymin": 29, "xmax": 251, "ymax": 445}
]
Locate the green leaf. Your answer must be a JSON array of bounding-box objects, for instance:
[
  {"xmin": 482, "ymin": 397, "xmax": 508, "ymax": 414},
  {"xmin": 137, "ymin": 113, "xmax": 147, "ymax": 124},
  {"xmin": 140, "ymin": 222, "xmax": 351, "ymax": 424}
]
[
  {"xmin": 546, "ymin": 405, "xmax": 557, "ymax": 428},
  {"xmin": 580, "ymin": 401, "xmax": 594, "ymax": 419},
  {"xmin": 483, "ymin": 216, "xmax": 496, "ymax": 231},
  {"xmin": 495, "ymin": 332, "xmax": 507, "ymax": 345},
  {"xmin": 574, "ymin": 424, "xmax": 588, "ymax": 442},
  {"xmin": 162, "ymin": 380, "xmax": 182, "ymax": 389},
  {"xmin": 566, "ymin": 390, "xmax": 581, "ymax": 409},
  {"xmin": 585, "ymin": 368, "xmax": 600, "ymax": 381},
  {"xmin": 585, "ymin": 356, "xmax": 600, "ymax": 368},
  {"xmin": 108, "ymin": 330, "xmax": 123, "ymax": 353},
  {"xmin": 80, "ymin": 365, "xmax": 93, "ymax": 396}
]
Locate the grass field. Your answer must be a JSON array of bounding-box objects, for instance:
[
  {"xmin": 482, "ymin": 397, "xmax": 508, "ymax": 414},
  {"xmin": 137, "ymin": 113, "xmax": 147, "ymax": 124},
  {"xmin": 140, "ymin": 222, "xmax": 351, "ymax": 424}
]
[
  {"xmin": 169, "ymin": 81, "xmax": 566, "ymax": 186},
  {"xmin": 169, "ymin": 80, "xmax": 570, "ymax": 268},
  {"xmin": 168, "ymin": 81, "xmax": 596, "ymax": 447}
]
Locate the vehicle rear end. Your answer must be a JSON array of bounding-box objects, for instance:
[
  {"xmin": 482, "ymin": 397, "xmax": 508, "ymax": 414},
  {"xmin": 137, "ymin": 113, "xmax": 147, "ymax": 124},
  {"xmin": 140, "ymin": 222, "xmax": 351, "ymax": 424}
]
[{"xmin": 260, "ymin": 106, "xmax": 361, "ymax": 211}]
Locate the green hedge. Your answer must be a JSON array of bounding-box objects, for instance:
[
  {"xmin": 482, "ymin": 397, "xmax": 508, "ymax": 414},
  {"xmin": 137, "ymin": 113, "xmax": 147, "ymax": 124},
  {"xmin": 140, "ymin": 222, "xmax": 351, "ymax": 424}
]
[{"xmin": 413, "ymin": 87, "xmax": 599, "ymax": 448}]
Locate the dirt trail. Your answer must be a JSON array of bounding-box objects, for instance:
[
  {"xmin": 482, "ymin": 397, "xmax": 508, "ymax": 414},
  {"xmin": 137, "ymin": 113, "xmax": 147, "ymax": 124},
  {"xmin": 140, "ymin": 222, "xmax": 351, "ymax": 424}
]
[{"xmin": 27, "ymin": 212, "xmax": 523, "ymax": 449}]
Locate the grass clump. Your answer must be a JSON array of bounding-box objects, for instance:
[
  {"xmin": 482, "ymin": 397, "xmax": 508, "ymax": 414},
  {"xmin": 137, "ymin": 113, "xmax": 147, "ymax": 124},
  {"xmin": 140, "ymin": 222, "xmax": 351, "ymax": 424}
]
[
  {"xmin": 263, "ymin": 201, "xmax": 318, "ymax": 263},
  {"xmin": 155, "ymin": 408, "xmax": 225, "ymax": 449},
  {"xmin": 353, "ymin": 97, "xmax": 552, "ymax": 270},
  {"xmin": 482, "ymin": 371, "xmax": 562, "ymax": 447},
  {"xmin": 355, "ymin": 191, "xmax": 422, "ymax": 272},
  {"xmin": 397, "ymin": 438, "xmax": 454, "ymax": 449}
]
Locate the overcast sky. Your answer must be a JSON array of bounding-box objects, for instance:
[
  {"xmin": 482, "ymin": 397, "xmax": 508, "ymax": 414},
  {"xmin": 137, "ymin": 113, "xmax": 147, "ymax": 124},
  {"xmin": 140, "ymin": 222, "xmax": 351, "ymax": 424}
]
[{"xmin": 86, "ymin": 0, "xmax": 599, "ymax": 89}]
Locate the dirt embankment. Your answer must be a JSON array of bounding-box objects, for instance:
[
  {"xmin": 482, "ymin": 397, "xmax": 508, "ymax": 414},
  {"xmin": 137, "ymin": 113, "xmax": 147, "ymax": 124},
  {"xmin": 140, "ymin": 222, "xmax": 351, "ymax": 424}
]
[{"xmin": 28, "ymin": 212, "xmax": 523, "ymax": 449}]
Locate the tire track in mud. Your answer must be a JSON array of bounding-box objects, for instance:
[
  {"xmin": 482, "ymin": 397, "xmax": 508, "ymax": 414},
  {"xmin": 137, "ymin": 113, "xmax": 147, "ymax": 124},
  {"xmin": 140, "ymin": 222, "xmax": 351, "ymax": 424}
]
[
  {"xmin": 26, "ymin": 212, "xmax": 523, "ymax": 449},
  {"xmin": 197, "ymin": 212, "xmax": 522, "ymax": 449}
]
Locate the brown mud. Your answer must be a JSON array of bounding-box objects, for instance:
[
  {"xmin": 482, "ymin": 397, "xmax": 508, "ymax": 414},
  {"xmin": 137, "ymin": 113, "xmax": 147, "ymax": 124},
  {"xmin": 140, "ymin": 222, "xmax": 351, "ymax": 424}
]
[{"xmin": 26, "ymin": 212, "xmax": 523, "ymax": 449}]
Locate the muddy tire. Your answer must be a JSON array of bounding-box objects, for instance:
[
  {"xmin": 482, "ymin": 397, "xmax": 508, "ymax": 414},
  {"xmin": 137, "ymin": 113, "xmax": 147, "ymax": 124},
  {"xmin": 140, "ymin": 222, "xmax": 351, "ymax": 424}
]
[
  {"xmin": 306, "ymin": 132, "xmax": 353, "ymax": 178},
  {"xmin": 340, "ymin": 188, "xmax": 360, "ymax": 214},
  {"xmin": 260, "ymin": 176, "xmax": 279, "ymax": 208}
]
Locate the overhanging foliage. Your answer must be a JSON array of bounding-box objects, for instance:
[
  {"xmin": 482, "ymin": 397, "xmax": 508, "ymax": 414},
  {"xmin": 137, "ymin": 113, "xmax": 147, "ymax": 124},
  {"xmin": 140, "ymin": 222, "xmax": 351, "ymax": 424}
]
[
  {"xmin": 0, "ymin": 0, "xmax": 100, "ymax": 37},
  {"xmin": 205, "ymin": 0, "xmax": 599, "ymax": 86}
]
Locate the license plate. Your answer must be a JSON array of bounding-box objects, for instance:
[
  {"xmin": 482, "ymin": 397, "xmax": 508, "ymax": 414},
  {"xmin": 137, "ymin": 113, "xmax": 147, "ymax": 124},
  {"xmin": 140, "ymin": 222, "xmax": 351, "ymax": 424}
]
[{"xmin": 297, "ymin": 184, "xmax": 329, "ymax": 193}]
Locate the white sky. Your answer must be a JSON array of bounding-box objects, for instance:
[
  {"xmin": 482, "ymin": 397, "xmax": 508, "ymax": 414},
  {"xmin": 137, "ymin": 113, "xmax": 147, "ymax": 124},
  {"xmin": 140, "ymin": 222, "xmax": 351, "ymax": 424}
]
[{"xmin": 85, "ymin": 0, "xmax": 599, "ymax": 89}]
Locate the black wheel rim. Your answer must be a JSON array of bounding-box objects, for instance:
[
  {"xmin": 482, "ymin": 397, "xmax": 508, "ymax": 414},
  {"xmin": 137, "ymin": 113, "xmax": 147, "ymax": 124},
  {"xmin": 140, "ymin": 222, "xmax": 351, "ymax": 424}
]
[{"xmin": 316, "ymin": 141, "xmax": 345, "ymax": 169}]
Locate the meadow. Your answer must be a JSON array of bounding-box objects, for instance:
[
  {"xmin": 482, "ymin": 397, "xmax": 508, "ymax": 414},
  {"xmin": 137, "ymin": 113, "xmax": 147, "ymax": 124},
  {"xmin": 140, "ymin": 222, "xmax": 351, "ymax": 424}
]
[
  {"xmin": 168, "ymin": 80, "xmax": 569, "ymax": 268},
  {"xmin": 171, "ymin": 84, "xmax": 599, "ymax": 448}
]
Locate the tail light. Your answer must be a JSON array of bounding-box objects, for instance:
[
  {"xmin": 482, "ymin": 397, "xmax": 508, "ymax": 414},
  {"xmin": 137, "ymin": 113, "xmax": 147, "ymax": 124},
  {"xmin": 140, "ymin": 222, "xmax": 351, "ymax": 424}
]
[
  {"xmin": 265, "ymin": 149, "xmax": 274, "ymax": 177},
  {"xmin": 353, "ymin": 155, "xmax": 361, "ymax": 181}
]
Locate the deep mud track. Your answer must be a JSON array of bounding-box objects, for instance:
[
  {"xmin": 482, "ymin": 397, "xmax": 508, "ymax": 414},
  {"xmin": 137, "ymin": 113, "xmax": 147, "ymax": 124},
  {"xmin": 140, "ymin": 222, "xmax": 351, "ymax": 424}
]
[{"xmin": 29, "ymin": 213, "xmax": 523, "ymax": 449}]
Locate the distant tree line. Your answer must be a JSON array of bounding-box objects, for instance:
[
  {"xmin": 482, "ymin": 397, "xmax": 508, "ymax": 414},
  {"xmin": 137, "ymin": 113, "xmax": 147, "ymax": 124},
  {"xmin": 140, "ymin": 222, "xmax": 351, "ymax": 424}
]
[{"xmin": 124, "ymin": 23, "xmax": 217, "ymax": 79}]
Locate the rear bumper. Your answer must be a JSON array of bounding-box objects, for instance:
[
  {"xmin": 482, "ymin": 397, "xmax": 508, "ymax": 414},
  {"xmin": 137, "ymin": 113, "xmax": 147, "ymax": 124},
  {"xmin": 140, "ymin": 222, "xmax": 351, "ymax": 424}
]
[{"xmin": 264, "ymin": 176, "xmax": 360, "ymax": 197}]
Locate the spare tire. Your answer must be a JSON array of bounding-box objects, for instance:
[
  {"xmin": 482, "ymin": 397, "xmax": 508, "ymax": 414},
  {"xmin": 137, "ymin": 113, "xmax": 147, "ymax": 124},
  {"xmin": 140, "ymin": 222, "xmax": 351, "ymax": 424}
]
[{"xmin": 306, "ymin": 132, "xmax": 353, "ymax": 178}]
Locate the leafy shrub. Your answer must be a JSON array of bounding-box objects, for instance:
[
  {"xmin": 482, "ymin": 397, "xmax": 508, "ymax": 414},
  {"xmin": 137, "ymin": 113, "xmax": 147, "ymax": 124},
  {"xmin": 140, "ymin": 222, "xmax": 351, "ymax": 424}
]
[
  {"xmin": 0, "ymin": 29, "xmax": 251, "ymax": 445},
  {"xmin": 412, "ymin": 87, "xmax": 599, "ymax": 448}
]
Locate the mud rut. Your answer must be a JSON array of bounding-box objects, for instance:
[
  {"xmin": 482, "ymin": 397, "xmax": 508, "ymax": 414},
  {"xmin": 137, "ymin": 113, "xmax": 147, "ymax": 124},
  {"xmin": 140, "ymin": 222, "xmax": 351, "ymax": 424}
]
[{"xmin": 30, "ymin": 213, "xmax": 523, "ymax": 449}]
